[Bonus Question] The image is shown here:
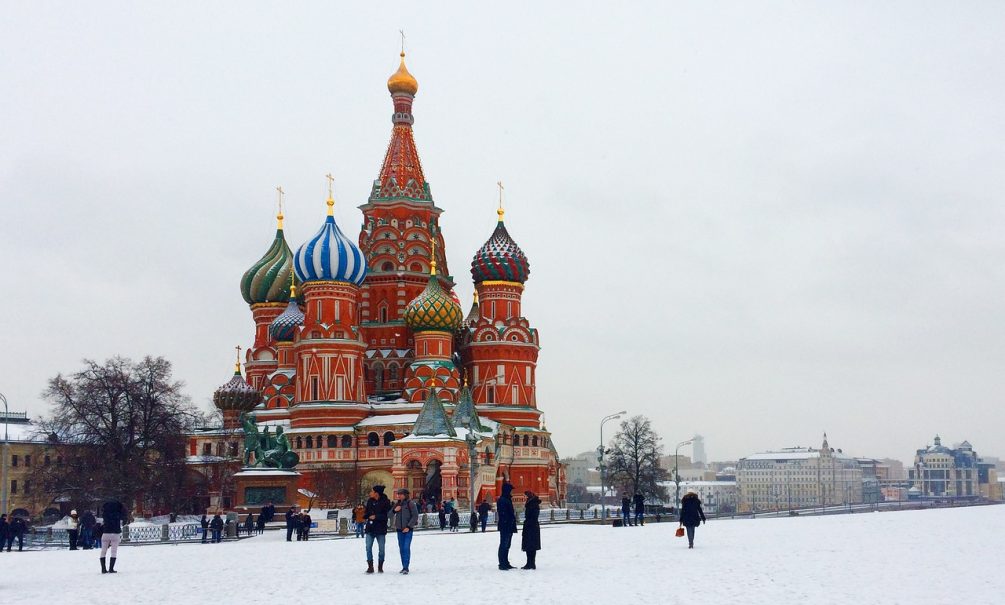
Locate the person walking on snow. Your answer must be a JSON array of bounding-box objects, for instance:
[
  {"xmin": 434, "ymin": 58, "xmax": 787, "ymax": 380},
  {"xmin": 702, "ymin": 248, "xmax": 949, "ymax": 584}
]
[
  {"xmin": 679, "ymin": 491, "xmax": 707, "ymax": 549},
  {"xmin": 80, "ymin": 509, "xmax": 96, "ymax": 550},
  {"xmin": 99, "ymin": 499, "xmax": 127, "ymax": 574},
  {"xmin": 391, "ymin": 487, "xmax": 418, "ymax": 574},
  {"xmin": 477, "ymin": 500, "xmax": 492, "ymax": 532},
  {"xmin": 353, "ymin": 503, "xmax": 366, "ymax": 538},
  {"xmin": 496, "ymin": 482, "xmax": 518, "ymax": 570},
  {"xmin": 521, "ymin": 490, "xmax": 542, "ymax": 569},
  {"xmin": 437, "ymin": 504, "xmax": 447, "ymax": 531},
  {"xmin": 200, "ymin": 514, "xmax": 209, "ymax": 543},
  {"xmin": 7, "ymin": 517, "xmax": 26, "ymax": 552},
  {"xmin": 633, "ymin": 493, "xmax": 646, "ymax": 526},
  {"xmin": 449, "ymin": 508, "xmax": 459, "ymax": 532},
  {"xmin": 364, "ymin": 485, "xmax": 391, "ymax": 574},
  {"xmin": 210, "ymin": 513, "xmax": 224, "ymax": 543},
  {"xmin": 67, "ymin": 510, "xmax": 80, "ymax": 550},
  {"xmin": 285, "ymin": 506, "xmax": 297, "ymax": 542},
  {"xmin": 621, "ymin": 496, "xmax": 632, "ymax": 527}
]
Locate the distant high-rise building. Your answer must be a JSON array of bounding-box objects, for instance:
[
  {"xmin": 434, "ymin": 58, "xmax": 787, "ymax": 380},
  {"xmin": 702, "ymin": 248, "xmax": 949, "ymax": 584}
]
[{"xmin": 692, "ymin": 435, "xmax": 707, "ymax": 465}]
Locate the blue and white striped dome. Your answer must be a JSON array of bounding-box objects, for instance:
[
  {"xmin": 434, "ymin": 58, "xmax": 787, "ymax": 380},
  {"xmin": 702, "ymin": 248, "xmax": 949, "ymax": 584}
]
[{"xmin": 294, "ymin": 215, "xmax": 368, "ymax": 285}]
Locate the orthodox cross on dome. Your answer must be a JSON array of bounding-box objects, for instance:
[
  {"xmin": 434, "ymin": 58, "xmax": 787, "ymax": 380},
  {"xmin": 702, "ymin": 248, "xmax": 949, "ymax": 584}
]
[
  {"xmin": 399, "ymin": 29, "xmax": 406, "ymax": 54},
  {"xmin": 275, "ymin": 186, "xmax": 285, "ymax": 229},
  {"xmin": 430, "ymin": 234, "xmax": 438, "ymax": 276},
  {"xmin": 325, "ymin": 172, "xmax": 335, "ymax": 215},
  {"xmin": 497, "ymin": 180, "xmax": 505, "ymax": 221},
  {"xmin": 234, "ymin": 345, "xmax": 242, "ymax": 373}
]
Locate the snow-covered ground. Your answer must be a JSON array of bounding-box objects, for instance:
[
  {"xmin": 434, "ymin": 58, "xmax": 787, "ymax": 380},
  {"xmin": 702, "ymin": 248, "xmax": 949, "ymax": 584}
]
[{"xmin": 3, "ymin": 505, "xmax": 1002, "ymax": 604}]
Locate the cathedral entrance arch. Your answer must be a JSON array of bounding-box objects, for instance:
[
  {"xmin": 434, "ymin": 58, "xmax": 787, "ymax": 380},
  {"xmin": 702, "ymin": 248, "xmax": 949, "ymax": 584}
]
[
  {"xmin": 423, "ymin": 459, "xmax": 443, "ymax": 504},
  {"xmin": 359, "ymin": 470, "xmax": 394, "ymax": 497}
]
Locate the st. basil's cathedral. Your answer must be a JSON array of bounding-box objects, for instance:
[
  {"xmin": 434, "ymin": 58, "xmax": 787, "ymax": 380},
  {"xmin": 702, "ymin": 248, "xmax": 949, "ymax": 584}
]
[{"xmin": 188, "ymin": 51, "xmax": 566, "ymax": 511}]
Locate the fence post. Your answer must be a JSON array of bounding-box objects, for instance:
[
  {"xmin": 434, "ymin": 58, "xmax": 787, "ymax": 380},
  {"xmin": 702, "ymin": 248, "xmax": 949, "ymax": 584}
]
[
  {"xmin": 549, "ymin": 509, "xmax": 554, "ymax": 522},
  {"xmin": 161, "ymin": 524, "xmax": 170, "ymax": 542},
  {"xmin": 122, "ymin": 525, "xmax": 130, "ymax": 542}
]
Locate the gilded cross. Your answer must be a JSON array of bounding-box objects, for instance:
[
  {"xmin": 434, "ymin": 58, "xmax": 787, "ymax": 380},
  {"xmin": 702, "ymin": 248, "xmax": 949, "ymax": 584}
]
[
  {"xmin": 400, "ymin": 30, "xmax": 406, "ymax": 54},
  {"xmin": 325, "ymin": 172, "xmax": 334, "ymax": 198}
]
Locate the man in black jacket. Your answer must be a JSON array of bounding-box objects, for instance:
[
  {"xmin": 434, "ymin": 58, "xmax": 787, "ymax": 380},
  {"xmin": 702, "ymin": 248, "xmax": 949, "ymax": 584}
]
[
  {"xmin": 285, "ymin": 506, "xmax": 297, "ymax": 542},
  {"xmin": 364, "ymin": 485, "xmax": 391, "ymax": 574},
  {"xmin": 633, "ymin": 493, "xmax": 646, "ymax": 526},
  {"xmin": 100, "ymin": 499, "xmax": 127, "ymax": 574},
  {"xmin": 477, "ymin": 500, "xmax": 492, "ymax": 532},
  {"xmin": 496, "ymin": 482, "xmax": 518, "ymax": 570}
]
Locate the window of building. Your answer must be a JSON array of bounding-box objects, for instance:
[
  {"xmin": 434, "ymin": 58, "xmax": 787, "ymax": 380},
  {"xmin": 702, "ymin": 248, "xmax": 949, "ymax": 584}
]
[
  {"xmin": 379, "ymin": 306, "xmax": 388, "ymax": 323},
  {"xmin": 381, "ymin": 261, "xmax": 394, "ymax": 272},
  {"xmin": 341, "ymin": 435, "xmax": 353, "ymax": 448},
  {"xmin": 315, "ymin": 436, "xmax": 322, "ymax": 449},
  {"xmin": 532, "ymin": 436, "xmax": 538, "ymax": 447},
  {"xmin": 44, "ymin": 455, "xmax": 51, "ymax": 465},
  {"xmin": 522, "ymin": 435, "xmax": 529, "ymax": 447},
  {"xmin": 306, "ymin": 436, "xmax": 314, "ymax": 448},
  {"xmin": 229, "ymin": 442, "xmax": 238, "ymax": 457},
  {"xmin": 389, "ymin": 365, "xmax": 398, "ymax": 382},
  {"xmin": 10, "ymin": 480, "xmax": 16, "ymax": 494},
  {"xmin": 296, "ymin": 437, "xmax": 303, "ymax": 449},
  {"xmin": 23, "ymin": 480, "xmax": 29, "ymax": 495},
  {"xmin": 383, "ymin": 431, "xmax": 395, "ymax": 446},
  {"xmin": 24, "ymin": 455, "xmax": 30, "ymax": 467},
  {"xmin": 328, "ymin": 435, "xmax": 338, "ymax": 448},
  {"xmin": 202, "ymin": 443, "xmax": 212, "ymax": 456},
  {"xmin": 367, "ymin": 432, "xmax": 380, "ymax": 447},
  {"xmin": 311, "ymin": 377, "xmax": 319, "ymax": 400},
  {"xmin": 11, "ymin": 455, "xmax": 17, "ymax": 467},
  {"xmin": 487, "ymin": 385, "xmax": 494, "ymax": 404}
]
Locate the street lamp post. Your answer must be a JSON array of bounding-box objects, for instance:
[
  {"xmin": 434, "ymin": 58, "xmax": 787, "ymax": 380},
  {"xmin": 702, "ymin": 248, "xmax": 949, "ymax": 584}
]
[
  {"xmin": 465, "ymin": 432, "xmax": 479, "ymax": 521},
  {"xmin": 598, "ymin": 411, "xmax": 626, "ymax": 521},
  {"xmin": 674, "ymin": 438, "xmax": 694, "ymax": 516},
  {"xmin": 1, "ymin": 392, "xmax": 9, "ymax": 516}
]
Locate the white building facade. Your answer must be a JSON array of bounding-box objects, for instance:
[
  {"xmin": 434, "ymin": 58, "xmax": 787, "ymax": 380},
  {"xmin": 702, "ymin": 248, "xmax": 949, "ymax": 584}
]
[{"xmin": 736, "ymin": 435, "xmax": 863, "ymax": 512}]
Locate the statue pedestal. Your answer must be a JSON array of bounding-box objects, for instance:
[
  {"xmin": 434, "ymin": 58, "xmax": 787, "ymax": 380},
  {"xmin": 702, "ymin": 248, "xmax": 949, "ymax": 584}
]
[{"xmin": 234, "ymin": 468, "xmax": 301, "ymax": 510}]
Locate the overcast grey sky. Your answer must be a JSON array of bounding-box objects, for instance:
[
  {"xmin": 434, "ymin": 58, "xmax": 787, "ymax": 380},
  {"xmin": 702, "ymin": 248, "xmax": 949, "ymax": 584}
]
[{"xmin": 2, "ymin": 2, "xmax": 1003, "ymax": 463}]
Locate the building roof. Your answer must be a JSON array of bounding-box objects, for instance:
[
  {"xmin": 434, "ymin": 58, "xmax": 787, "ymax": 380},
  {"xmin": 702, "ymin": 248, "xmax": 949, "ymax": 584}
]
[{"xmin": 741, "ymin": 447, "xmax": 854, "ymax": 462}]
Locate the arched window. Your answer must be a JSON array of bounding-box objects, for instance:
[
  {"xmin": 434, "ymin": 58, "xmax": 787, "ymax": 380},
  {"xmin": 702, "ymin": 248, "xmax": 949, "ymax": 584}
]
[
  {"xmin": 327, "ymin": 435, "xmax": 338, "ymax": 448},
  {"xmin": 531, "ymin": 436, "xmax": 538, "ymax": 447},
  {"xmin": 522, "ymin": 435, "xmax": 529, "ymax": 447},
  {"xmin": 410, "ymin": 262, "xmax": 422, "ymax": 272},
  {"xmin": 374, "ymin": 364, "xmax": 384, "ymax": 390},
  {"xmin": 216, "ymin": 443, "xmax": 225, "ymax": 457},
  {"xmin": 389, "ymin": 365, "xmax": 398, "ymax": 382},
  {"xmin": 383, "ymin": 431, "xmax": 396, "ymax": 446},
  {"xmin": 315, "ymin": 436, "xmax": 323, "ymax": 449},
  {"xmin": 367, "ymin": 432, "xmax": 380, "ymax": 447},
  {"xmin": 381, "ymin": 261, "xmax": 394, "ymax": 272},
  {"xmin": 341, "ymin": 435, "xmax": 353, "ymax": 448},
  {"xmin": 306, "ymin": 436, "xmax": 314, "ymax": 449},
  {"xmin": 296, "ymin": 437, "xmax": 303, "ymax": 449}
]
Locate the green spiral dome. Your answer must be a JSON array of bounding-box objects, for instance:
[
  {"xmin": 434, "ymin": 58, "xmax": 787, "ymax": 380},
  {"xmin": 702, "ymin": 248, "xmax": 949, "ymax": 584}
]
[{"xmin": 240, "ymin": 228, "xmax": 298, "ymax": 305}]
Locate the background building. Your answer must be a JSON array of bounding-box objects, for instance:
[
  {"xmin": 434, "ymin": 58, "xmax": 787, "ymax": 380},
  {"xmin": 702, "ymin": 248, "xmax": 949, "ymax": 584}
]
[
  {"xmin": 910, "ymin": 436, "xmax": 999, "ymax": 500},
  {"xmin": 736, "ymin": 434, "xmax": 863, "ymax": 512}
]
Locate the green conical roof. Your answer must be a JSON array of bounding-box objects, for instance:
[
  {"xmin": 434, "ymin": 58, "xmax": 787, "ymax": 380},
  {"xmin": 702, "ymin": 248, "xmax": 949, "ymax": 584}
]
[
  {"xmin": 412, "ymin": 390, "xmax": 456, "ymax": 437},
  {"xmin": 452, "ymin": 384, "xmax": 483, "ymax": 432}
]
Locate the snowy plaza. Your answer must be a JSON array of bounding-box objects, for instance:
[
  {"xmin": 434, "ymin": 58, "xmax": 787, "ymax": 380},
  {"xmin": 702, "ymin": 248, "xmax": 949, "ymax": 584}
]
[{"xmin": 3, "ymin": 505, "xmax": 1000, "ymax": 604}]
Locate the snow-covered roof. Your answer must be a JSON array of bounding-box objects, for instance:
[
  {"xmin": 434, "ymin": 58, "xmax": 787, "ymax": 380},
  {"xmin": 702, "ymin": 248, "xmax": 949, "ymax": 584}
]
[
  {"xmin": 742, "ymin": 447, "xmax": 853, "ymax": 462},
  {"xmin": 357, "ymin": 414, "xmax": 418, "ymax": 427},
  {"xmin": 285, "ymin": 425, "xmax": 355, "ymax": 434}
]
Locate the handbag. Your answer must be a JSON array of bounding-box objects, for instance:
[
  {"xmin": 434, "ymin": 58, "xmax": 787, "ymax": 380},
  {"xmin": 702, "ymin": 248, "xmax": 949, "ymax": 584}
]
[{"xmin": 675, "ymin": 527, "xmax": 685, "ymax": 537}]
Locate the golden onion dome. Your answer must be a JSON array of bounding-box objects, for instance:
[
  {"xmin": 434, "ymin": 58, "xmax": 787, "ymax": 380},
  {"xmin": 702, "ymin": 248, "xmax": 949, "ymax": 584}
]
[{"xmin": 387, "ymin": 52, "xmax": 419, "ymax": 95}]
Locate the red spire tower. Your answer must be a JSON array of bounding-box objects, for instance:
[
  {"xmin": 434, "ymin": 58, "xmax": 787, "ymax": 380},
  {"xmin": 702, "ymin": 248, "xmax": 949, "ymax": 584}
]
[{"xmin": 358, "ymin": 51, "xmax": 453, "ymax": 396}]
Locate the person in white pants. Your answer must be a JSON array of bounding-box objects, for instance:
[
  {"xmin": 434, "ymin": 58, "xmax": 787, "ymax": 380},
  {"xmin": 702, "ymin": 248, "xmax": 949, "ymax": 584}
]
[{"xmin": 100, "ymin": 500, "xmax": 127, "ymax": 574}]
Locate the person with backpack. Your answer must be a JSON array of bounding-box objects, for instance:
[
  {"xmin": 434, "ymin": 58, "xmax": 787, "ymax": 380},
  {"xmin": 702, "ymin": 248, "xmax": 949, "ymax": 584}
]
[
  {"xmin": 391, "ymin": 487, "xmax": 418, "ymax": 574},
  {"xmin": 363, "ymin": 485, "xmax": 391, "ymax": 574},
  {"xmin": 353, "ymin": 503, "xmax": 366, "ymax": 538}
]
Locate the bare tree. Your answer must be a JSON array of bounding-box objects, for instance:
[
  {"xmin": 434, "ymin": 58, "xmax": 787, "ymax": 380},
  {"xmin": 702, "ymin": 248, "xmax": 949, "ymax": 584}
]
[
  {"xmin": 608, "ymin": 415, "xmax": 669, "ymax": 500},
  {"xmin": 30, "ymin": 356, "xmax": 203, "ymax": 514},
  {"xmin": 313, "ymin": 464, "xmax": 364, "ymax": 507}
]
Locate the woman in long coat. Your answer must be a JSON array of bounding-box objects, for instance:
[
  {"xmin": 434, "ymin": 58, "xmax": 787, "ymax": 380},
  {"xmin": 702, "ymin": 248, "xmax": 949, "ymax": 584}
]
[
  {"xmin": 521, "ymin": 490, "xmax": 541, "ymax": 569},
  {"xmin": 679, "ymin": 491, "xmax": 707, "ymax": 549}
]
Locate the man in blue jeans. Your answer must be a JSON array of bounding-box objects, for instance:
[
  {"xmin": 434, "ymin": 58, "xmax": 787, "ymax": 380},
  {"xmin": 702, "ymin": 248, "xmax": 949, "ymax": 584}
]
[
  {"xmin": 391, "ymin": 487, "xmax": 418, "ymax": 574},
  {"xmin": 496, "ymin": 482, "xmax": 518, "ymax": 570}
]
